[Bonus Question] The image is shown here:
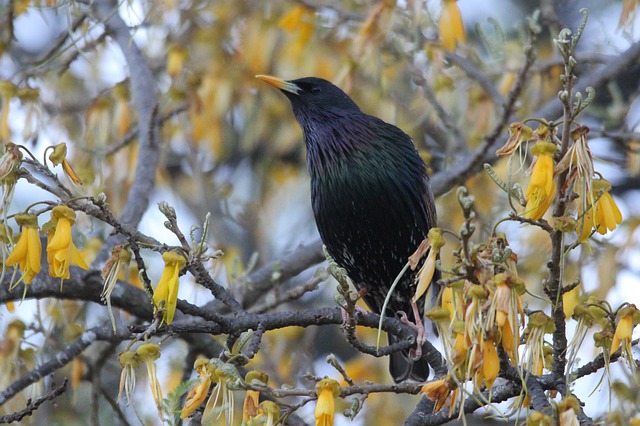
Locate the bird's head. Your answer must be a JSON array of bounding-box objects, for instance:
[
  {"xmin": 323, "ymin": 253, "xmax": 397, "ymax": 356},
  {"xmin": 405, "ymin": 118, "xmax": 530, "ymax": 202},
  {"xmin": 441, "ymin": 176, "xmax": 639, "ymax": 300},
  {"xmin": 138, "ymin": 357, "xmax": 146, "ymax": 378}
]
[{"xmin": 256, "ymin": 75, "xmax": 360, "ymax": 120}]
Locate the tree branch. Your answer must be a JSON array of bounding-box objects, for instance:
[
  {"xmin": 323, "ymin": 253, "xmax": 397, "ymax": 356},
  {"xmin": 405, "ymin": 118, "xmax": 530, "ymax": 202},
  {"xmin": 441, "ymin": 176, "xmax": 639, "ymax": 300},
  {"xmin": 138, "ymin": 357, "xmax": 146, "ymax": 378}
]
[{"xmin": 0, "ymin": 379, "xmax": 69, "ymax": 424}]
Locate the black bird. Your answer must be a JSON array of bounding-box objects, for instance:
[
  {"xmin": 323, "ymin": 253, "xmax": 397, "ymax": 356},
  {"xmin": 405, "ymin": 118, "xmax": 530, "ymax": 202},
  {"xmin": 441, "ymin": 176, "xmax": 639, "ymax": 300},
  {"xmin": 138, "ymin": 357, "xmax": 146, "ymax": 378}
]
[{"xmin": 257, "ymin": 75, "xmax": 438, "ymax": 382}]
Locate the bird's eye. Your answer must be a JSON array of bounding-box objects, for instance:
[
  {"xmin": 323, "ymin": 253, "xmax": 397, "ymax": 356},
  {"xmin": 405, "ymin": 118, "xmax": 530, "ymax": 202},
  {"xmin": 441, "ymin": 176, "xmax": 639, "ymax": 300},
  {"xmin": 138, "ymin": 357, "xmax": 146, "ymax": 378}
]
[{"xmin": 310, "ymin": 86, "xmax": 321, "ymax": 94}]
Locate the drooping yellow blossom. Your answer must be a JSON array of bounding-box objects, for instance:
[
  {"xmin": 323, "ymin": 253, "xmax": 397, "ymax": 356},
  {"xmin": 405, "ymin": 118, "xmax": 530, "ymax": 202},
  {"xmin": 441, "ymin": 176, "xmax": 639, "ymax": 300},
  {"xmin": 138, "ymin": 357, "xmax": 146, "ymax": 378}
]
[
  {"xmin": 441, "ymin": 285, "xmax": 455, "ymax": 321},
  {"xmin": 610, "ymin": 305, "xmax": 640, "ymax": 361},
  {"xmin": 0, "ymin": 320, "xmax": 25, "ymax": 380},
  {"xmin": 0, "ymin": 81, "xmax": 17, "ymax": 142},
  {"xmin": 243, "ymin": 370, "xmax": 269, "ymax": 421},
  {"xmin": 488, "ymin": 273, "xmax": 525, "ymax": 362},
  {"xmin": 481, "ymin": 339, "xmax": 500, "ymax": 389},
  {"xmin": 577, "ymin": 178, "xmax": 623, "ymax": 243},
  {"xmin": 557, "ymin": 396, "xmax": 580, "ymax": 426},
  {"xmin": 167, "ymin": 44, "xmax": 189, "ymax": 78},
  {"xmin": 420, "ymin": 376, "xmax": 455, "ymax": 412},
  {"xmin": 256, "ymin": 401, "xmax": 281, "ymax": 426},
  {"xmin": 468, "ymin": 282, "xmax": 488, "ymax": 326},
  {"xmin": 501, "ymin": 317, "xmax": 518, "ymax": 365},
  {"xmin": 48, "ymin": 142, "xmax": 82, "ymax": 185},
  {"xmin": 181, "ymin": 358, "xmax": 214, "ymax": 419},
  {"xmin": 153, "ymin": 250, "xmax": 187, "ymax": 325},
  {"xmin": 71, "ymin": 357, "xmax": 83, "ymax": 392},
  {"xmin": 279, "ymin": 5, "xmax": 315, "ymax": 54},
  {"xmin": 524, "ymin": 141, "xmax": 557, "ymax": 220},
  {"xmin": 451, "ymin": 332, "xmax": 470, "ymax": 366},
  {"xmin": 566, "ymin": 298, "xmax": 607, "ymax": 378},
  {"xmin": 45, "ymin": 205, "xmax": 89, "ymax": 280},
  {"xmin": 6, "ymin": 213, "xmax": 41, "ymax": 285},
  {"xmin": 136, "ymin": 343, "xmax": 163, "ymax": 414},
  {"xmin": 117, "ymin": 350, "xmax": 139, "ymax": 404},
  {"xmin": 0, "ymin": 143, "xmax": 22, "ymax": 216},
  {"xmin": 412, "ymin": 228, "xmax": 445, "ymax": 302},
  {"xmin": 202, "ymin": 362, "xmax": 241, "ymax": 426},
  {"xmin": 496, "ymin": 122, "xmax": 533, "ymax": 157},
  {"xmin": 315, "ymin": 378, "xmax": 341, "ymax": 426},
  {"xmin": 554, "ymin": 126, "xmax": 594, "ymax": 198},
  {"xmin": 522, "ymin": 312, "xmax": 554, "ymax": 376},
  {"xmin": 439, "ymin": 0, "xmax": 465, "ymax": 51},
  {"xmin": 0, "ymin": 142, "xmax": 22, "ymax": 183},
  {"xmin": 101, "ymin": 246, "xmax": 131, "ymax": 331}
]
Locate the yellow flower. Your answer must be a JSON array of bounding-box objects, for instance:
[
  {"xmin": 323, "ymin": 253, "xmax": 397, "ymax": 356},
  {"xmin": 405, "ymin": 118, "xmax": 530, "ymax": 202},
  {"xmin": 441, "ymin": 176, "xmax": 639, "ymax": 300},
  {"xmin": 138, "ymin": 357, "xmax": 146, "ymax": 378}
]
[
  {"xmin": 496, "ymin": 122, "xmax": 533, "ymax": 157},
  {"xmin": 524, "ymin": 142, "xmax": 557, "ymax": 220},
  {"xmin": 243, "ymin": 370, "xmax": 269, "ymax": 421},
  {"xmin": 420, "ymin": 377, "xmax": 454, "ymax": 412},
  {"xmin": 577, "ymin": 178, "xmax": 623, "ymax": 243},
  {"xmin": 48, "ymin": 142, "xmax": 82, "ymax": 185},
  {"xmin": 501, "ymin": 317, "xmax": 518, "ymax": 364},
  {"xmin": 45, "ymin": 206, "xmax": 89, "ymax": 280},
  {"xmin": 522, "ymin": 312, "xmax": 554, "ymax": 376},
  {"xmin": 481, "ymin": 340, "xmax": 500, "ymax": 389},
  {"xmin": 181, "ymin": 359, "xmax": 214, "ymax": 419},
  {"xmin": 557, "ymin": 396, "xmax": 580, "ymax": 426},
  {"xmin": 610, "ymin": 305, "xmax": 640, "ymax": 362},
  {"xmin": 166, "ymin": 44, "xmax": 188, "ymax": 79},
  {"xmin": 439, "ymin": 0, "xmax": 465, "ymax": 51},
  {"xmin": 315, "ymin": 378, "xmax": 340, "ymax": 426},
  {"xmin": 489, "ymin": 273, "xmax": 525, "ymax": 362},
  {"xmin": 412, "ymin": 228, "xmax": 445, "ymax": 303},
  {"xmin": 71, "ymin": 357, "xmax": 83, "ymax": 392},
  {"xmin": 0, "ymin": 81, "xmax": 16, "ymax": 143},
  {"xmin": 6, "ymin": 213, "xmax": 41, "ymax": 285},
  {"xmin": 256, "ymin": 401, "xmax": 280, "ymax": 426},
  {"xmin": 0, "ymin": 142, "xmax": 22, "ymax": 183},
  {"xmin": 279, "ymin": 5, "xmax": 315, "ymax": 54},
  {"xmin": 136, "ymin": 343, "xmax": 163, "ymax": 414},
  {"xmin": 451, "ymin": 332, "xmax": 470, "ymax": 366},
  {"xmin": 153, "ymin": 250, "xmax": 186, "ymax": 325},
  {"xmin": 202, "ymin": 363, "xmax": 239, "ymax": 426},
  {"xmin": 117, "ymin": 350, "xmax": 139, "ymax": 404},
  {"xmin": 0, "ymin": 320, "xmax": 26, "ymax": 390},
  {"xmin": 101, "ymin": 246, "xmax": 131, "ymax": 331}
]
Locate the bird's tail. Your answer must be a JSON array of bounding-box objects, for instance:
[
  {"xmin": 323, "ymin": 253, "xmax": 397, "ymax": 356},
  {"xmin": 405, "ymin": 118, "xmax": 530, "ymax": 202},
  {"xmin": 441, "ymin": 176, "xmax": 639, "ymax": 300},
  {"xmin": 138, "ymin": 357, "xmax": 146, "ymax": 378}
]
[{"xmin": 388, "ymin": 334, "xmax": 430, "ymax": 383}]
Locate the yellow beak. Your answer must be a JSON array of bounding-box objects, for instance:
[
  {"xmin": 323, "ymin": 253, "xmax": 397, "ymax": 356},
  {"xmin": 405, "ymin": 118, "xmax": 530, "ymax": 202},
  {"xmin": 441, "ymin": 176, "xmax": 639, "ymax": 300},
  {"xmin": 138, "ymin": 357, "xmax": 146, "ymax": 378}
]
[{"xmin": 256, "ymin": 75, "xmax": 301, "ymax": 95}]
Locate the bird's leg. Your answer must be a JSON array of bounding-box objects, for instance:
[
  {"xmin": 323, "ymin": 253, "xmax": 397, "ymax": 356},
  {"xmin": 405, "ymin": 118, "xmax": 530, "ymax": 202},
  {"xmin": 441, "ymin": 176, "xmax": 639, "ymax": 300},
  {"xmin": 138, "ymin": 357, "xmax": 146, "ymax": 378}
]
[{"xmin": 398, "ymin": 301, "xmax": 425, "ymax": 360}]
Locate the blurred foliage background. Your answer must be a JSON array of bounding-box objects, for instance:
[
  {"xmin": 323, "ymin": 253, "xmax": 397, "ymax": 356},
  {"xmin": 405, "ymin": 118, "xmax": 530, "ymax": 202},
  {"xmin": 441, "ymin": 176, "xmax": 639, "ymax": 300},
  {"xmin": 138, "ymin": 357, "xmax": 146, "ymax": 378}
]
[{"xmin": 1, "ymin": 0, "xmax": 640, "ymax": 424}]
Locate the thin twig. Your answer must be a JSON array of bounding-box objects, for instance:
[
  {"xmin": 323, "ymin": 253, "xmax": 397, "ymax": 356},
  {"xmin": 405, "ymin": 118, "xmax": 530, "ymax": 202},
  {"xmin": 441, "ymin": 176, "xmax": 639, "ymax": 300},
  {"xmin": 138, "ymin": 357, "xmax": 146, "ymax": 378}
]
[{"xmin": 0, "ymin": 378, "xmax": 69, "ymax": 424}]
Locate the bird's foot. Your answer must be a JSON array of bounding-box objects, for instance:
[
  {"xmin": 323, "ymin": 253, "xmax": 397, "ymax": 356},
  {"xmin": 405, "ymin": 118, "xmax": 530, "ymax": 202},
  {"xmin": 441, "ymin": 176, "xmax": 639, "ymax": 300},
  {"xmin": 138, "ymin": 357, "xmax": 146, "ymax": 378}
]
[{"xmin": 398, "ymin": 301, "xmax": 426, "ymax": 360}]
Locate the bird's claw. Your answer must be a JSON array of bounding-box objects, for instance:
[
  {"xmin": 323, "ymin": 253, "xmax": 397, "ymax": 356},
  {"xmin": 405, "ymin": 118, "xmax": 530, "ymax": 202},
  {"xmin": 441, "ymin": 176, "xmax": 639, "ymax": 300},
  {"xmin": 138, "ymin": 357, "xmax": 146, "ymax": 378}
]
[{"xmin": 398, "ymin": 302, "xmax": 426, "ymax": 361}]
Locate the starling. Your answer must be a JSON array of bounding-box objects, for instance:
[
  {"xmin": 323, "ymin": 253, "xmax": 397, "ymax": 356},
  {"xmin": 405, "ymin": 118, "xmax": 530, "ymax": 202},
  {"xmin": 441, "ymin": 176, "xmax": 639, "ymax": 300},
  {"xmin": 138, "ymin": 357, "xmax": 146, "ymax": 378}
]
[{"xmin": 257, "ymin": 75, "xmax": 438, "ymax": 382}]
